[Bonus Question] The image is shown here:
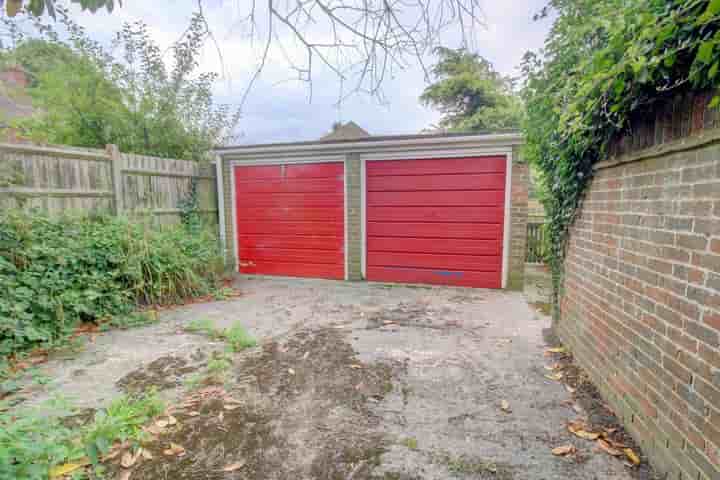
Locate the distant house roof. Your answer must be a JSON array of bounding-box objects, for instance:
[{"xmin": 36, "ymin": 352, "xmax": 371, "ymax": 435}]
[
  {"xmin": 320, "ymin": 121, "xmax": 370, "ymax": 141},
  {"xmin": 0, "ymin": 66, "xmax": 35, "ymax": 127}
]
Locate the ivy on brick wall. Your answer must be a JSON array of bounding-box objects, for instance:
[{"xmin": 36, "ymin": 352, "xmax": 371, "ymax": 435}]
[{"xmin": 522, "ymin": 0, "xmax": 720, "ymax": 302}]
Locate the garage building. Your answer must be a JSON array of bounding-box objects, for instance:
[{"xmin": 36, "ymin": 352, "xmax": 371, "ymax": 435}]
[{"xmin": 215, "ymin": 131, "xmax": 527, "ymax": 289}]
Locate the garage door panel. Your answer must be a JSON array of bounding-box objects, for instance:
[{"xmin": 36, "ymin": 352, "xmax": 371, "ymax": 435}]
[
  {"xmin": 235, "ymin": 163, "xmax": 344, "ymax": 180},
  {"xmin": 368, "ymin": 252, "xmax": 501, "ymax": 271},
  {"xmin": 367, "ymin": 173, "xmax": 505, "ymax": 192},
  {"xmin": 367, "ymin": 222, "xmax": 501, "ymax": 239},
  {"xmin": 239, "ymin": 247, "xmax": 343, "ymax": 264},
  {"xmin": 240, "ymin": 235, "xmax": 343, "ymax": 251},
  {"xmin": 236, "ymin": 178, "xmax": 343, "ymax": 194},
  {"xmin": 241, "ymin": 261, "xmax": 345, "ymax": 280},
  {"xmin": 366, "ymin": 267, "xmax": 501, "ymax": 288},
  {"xmin": 368, "ymin": 237, "xmax": 502, "ymax": 255},
  {"xmin": 367, "ymin": 190, "xmax": 504, "ymax": 207},
  {"xmin": 367, "ymin": 157, "xmax": 506, "ymax": 176},
  {"xmin": 242, "ymin": 206, "xmax": 344, "ymax": 222},
  {"xmin": 235, "ymin": 162, "xmax": 344, "ymax": 280},
  {"xmin": 235, "ymin": 193, "xmax": 344, "ymax": 207},
  {"xmin": 238, "ymin": 220, "xmax": 343, "ymax": 236},
  {"xmin": 366, "ymin": 156, "xmax": 506, "ymax": 288},
  {"xmin": 367, "ymin": 206, "xmax": 503, "ymax": 223}
]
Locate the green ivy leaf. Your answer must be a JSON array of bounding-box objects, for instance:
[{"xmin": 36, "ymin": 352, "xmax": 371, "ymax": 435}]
[
  {"xmin": 710, "ymin": 61, "xmax": 719, "ymax": 79},
  {"xmin": 710, "ymin": 96, "xmax": 720, "ymax": 109},
  {"xmin": 705, "ymin": 0, "xmax": 720, "ymax": 16},
  {"xmin": 697, "ymin": 41, "xmax": 715, "ymax": 64}
]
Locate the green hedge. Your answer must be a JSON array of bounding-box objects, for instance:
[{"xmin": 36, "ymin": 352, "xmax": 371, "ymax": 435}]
[
  {"xmin": 522, "ymin": 0, "xmax": 720, "ymax": 301},
  {"xmin": 0, "ymin": 210, "xmax": 224, "ymax": 355}
]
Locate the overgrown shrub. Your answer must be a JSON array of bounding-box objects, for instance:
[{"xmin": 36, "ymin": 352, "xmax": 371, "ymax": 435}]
[
  {"xmin": 522, "ymin": 0, "xmax": 720, "ymax": 301},
  {"xmin": 0, "ymin": 210, "xmax": 224, "ymax": 355},
  {"xmin": 0, "ymin": 390, "xmax": 164, "ymax": 479}
]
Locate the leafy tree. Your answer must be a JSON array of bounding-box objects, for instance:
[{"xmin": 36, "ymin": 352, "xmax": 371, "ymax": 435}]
[
  {"xmin": 420, "ymin": 47, "xmax": 523, "ymax": 131},
  {"xmin": 522, "ymin": 0, "xmax": 720, "ymax": 301},
  {"xmin": 3, "ymin": 9, "xmax": 238, "ymax": 160},
  {"xmin": 1, "ymin": 0, "xmax": 118, "ymax": 18}
]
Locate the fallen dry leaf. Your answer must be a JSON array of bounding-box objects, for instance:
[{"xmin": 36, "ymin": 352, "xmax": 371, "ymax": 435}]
[
  {"xmin": 597, "ymin": 439, "xmax": 623, "ymax": 457},
  {"xmin": 224, "ymin": 404, "xmax": 241, "ymax": 411},
  {"xmin": 166, "ymin": 415, "xmax": 177, "ymax": 426},
  {"xmin": 140, "ymin": 448, "xmax": 153, "ymax": 461},
  {"xmin": 551, "ymin": 444, "xmax": 576, "ymax": 456},
  {"xmin": 120, "ymin": 450, "xmax": 138, "ymax": 469},
  {"xmin": 118, "ymin": 470, "xmax": 132, "ymax": 480},
  {"xmin": 163, "ymin": 443, "xmax": 186, "ymax": 457},
  {"xmin": 544, "ymin": 364, "xmax": 560, "ymax": 371},
  {"xmin": 565, "ymin": 385, "xmax": 576, "ymax": 394},
  {"xmin": 222, "ymin": 461, "xmax": 246, "ymax": 472},
  {"xmin": 545, "ymin": 372, "xmax": 564, "ymax": 381},
  {"xmin": 49, "ymin": 460, "xmax": 89, "ymax": 478},
  {"xmin": 350, "ymin": 364, "xmax": 362, "ymax": 369},
  {"xmin": 624, "ymin": 448, "xmax": 641, "ymax": 466},
  {"xmin": 546, "ymin": 347, "xmax": 567, "ymax": 354},
  {"xmin": 500, "ymin": 400, "xmax": 512, "ymax": 413},
  {"xmin": 187, "ymin": 411, "xmax": 200, "ymax": 417},
  {"xmin": 568, "ymin": 422, "xmax": 600, "ymax": 441},
  {"xmin": 155, "ymin": 419, "xmax": 169, "ymax": 429}
]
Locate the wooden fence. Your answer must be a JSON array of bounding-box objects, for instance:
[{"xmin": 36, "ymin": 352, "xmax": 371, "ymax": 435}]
[
  {"xmin": 526, "ymin": 221, "xmax": 548, "ymax": 264},
  {"xmin": 0, "ymin": 143, "xmax": 217, "ymax": 225}
]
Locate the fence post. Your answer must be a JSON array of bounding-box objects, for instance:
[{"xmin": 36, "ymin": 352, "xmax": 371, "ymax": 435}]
[{"xmin": 106, "ymin": 144, "xmax": 123, "ymax": 215}]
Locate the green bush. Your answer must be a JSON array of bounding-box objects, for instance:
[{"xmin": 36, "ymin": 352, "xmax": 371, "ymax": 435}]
[
  {"xmin": 522, "ymin": 0, "xmax": 720, "ymax": 300},
  {"xmin": 0, "ymin": 390, "xmax": 164, "ymax": 479},
  {"xmin": 0, "ymin": 210, "xmax": 224, "ymax": 355}
]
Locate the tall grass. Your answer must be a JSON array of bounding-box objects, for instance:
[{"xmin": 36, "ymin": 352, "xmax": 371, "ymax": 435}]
[{"xmin": 0, "ymin": 209, "xmax": 224, "ymax": 355}]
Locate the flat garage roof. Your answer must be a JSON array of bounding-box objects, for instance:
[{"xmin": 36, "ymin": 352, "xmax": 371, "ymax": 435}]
[{"xmin": 215, "ymin": 131, "xmax": 523, "ymax": 158}]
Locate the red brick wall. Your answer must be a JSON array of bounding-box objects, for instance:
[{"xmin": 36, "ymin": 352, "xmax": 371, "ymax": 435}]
[{"xmin": 558, "ymin": 95, "xmax": 720, "ymax": 480}]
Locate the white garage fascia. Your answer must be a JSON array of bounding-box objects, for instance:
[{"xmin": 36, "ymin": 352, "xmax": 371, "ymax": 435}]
[{"xmin": 359, "ymin": 147, "xmax": 514, "ymax": 289}]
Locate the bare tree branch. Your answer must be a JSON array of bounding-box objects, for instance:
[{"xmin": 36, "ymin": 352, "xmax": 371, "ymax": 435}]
[{"xmin": 198, "ymin": 0, "xmax": 484, "ymax": 109}]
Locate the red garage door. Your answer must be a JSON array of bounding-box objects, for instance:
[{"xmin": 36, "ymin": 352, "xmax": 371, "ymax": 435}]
[
  {"xmin": 366, "ymin": 156, "xmax": 506, "ymax": 288},
  {"xmin": 235, "ymin": 163, "xmax": 345, "ymax": 279}
]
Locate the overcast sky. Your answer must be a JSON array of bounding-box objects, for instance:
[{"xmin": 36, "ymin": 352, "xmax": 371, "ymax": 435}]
[{"xmin": 68, "ymin": 1, "xmax": 552, "ymax": 144}]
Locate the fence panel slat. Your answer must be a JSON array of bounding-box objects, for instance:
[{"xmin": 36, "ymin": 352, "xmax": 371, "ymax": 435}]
[
  {"xmin": 526, "ymin": 221, "xmax": 547, "ymax": 264},
  {"xmin": 0, "ymin": 143, "xmax": 217, "ymax": 226}
]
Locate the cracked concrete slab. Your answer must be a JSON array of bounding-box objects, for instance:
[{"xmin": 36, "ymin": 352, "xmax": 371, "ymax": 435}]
[{"xmin": 15, "ymin": 275, "xmax": 636, "ymax": 479}]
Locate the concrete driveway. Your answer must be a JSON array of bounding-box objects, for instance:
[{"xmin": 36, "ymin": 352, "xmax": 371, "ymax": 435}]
[{"xmin": 21, "ymin": 276, "xmax": 638, "ymax": 479}]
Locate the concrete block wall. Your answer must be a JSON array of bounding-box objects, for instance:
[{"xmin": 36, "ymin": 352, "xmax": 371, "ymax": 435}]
[{"xmin": 557, "ymin": 94, "xmax": 720, "ymax": 479}]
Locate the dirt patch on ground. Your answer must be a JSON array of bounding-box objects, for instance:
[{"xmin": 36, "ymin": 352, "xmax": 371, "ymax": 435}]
[
  {"xmin": 545, "ymin": 347, "xmax": 661, "ymax": 480},
  {"xmin": 364, "ymin": 301, "xmax": 459, "ymax": 330},
  {"xmin": 116, "ymin": 353, "xmax": 205, "ymax": 393},
  {"xmin": 118, "ymin": 327, "xmax": 404, "ymax": 479}
]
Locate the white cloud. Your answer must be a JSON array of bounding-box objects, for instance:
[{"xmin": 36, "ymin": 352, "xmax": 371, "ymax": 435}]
[{"xmin": 66, "ymin": 0, "xmax": 552, "ymax": 143}]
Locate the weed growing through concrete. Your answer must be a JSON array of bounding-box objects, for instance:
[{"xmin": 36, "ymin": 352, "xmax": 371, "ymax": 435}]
[
  {"xmin": 184, "ymin": 351, "xmax": 234, "ymax": 389},
  {"xmin": 224, "ymin": 322, "xmax": 257, "ymax": 352},
  {"xmin": 401, "ymin": 437, "xmax": 418, "ymax": 450},
  {"xmin": 0, "ymin": 390, "xmax": 164, "ymax": 479},
  {"xmin": 185, "ymin": 318, "xmax": 223, "ymax": 339},
  {"xmin": 185, "ymin": 319, "xmax": 257, "ymax": 352}
]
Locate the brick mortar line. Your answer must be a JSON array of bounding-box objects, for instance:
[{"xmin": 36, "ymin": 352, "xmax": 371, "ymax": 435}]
[
  {"xmin": 564, "ymin": 264, "xmax": 720, "ymax": 408},
  {"xmin": 557, "ymin": 317, "xmax": 718, "ymax": 473},
  {"xmin": 567, "ymin": 246, "xmax": 718, "ymax": 341}
]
